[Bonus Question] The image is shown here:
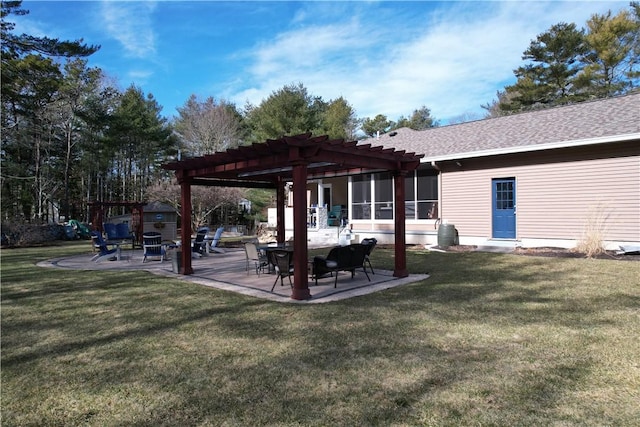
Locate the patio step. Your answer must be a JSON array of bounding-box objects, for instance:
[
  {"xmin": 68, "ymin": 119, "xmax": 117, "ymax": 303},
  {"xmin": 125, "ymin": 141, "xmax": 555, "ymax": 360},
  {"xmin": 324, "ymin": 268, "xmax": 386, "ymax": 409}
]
[{"xmin": 475, "ymin": 240, "xmax": 520, "ymax": 253}]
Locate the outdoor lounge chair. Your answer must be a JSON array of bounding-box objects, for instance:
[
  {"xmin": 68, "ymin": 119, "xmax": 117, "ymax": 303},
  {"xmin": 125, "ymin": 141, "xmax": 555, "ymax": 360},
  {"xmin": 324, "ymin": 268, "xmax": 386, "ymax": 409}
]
[
  {"xmin": 243, "ymin": 241, "xmax": 268, "ymax": 275},
  {"xmin": 270, "ymin": 249, "xmax": 294, "ymax": 291},
  {"xmin": 312, "ymin": 243, "xmax": 370, "ymax": 287},
  {"xmin": 103, "ymin": 223, "xmax": 118, "ymax": 241},
  {"xmin": 361, "ymin": 237, "xmax": 377, "ymax": 275},
  {"xmin": 142, "ymin": 232, "xmax": 166, "ymax": 263},
  {"xmin": 103, "ymin": 222, "xmax": 135, "ymax": 249},
  {"xmin": 115, "ymin": 223, "xmax": 135, "ymax": 248},
  {"xmin": 207, "ymin": 226, "xmax": 226, "ymax": 254},
  {"xmin": 91, "ymin": 231, "xmax": 121, "ymax": 263}
]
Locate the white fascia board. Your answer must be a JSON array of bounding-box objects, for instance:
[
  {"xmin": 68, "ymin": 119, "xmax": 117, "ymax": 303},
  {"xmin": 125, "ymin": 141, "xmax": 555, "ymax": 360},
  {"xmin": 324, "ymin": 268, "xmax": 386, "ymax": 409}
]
[{"xmin": 421, "ymin": 132, "xmax": 640, "ymax": 163}]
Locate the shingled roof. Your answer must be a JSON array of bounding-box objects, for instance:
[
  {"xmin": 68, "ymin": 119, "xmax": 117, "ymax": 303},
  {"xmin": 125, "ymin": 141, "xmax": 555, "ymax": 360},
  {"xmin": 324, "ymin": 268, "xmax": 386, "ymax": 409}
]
[{"xmin": 368, "ymin": 92, "xmax": 640, "ymax": 161}]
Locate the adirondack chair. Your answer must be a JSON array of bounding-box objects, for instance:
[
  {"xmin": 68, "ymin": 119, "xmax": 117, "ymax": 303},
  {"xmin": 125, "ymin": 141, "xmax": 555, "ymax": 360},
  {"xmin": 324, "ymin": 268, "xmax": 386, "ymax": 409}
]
[
  {"xmin": 103, "ymin": 223, "xmax": 118, "ymax": 241},
  {"xmin": 192, "ymin": 228, "xmax": 208, "ymax": 257},
  {"xmin": 115, "ymin": 223, "xmax": 136, "ymax": 249},
  {"xmin": 91, "ymin": 231, "xmax": 121, "ymax": 263},
  {"xmin": 104, "ymin": 222, "xmax": 135, "ymax": 249},
  {"xmin": 142, "ymin": 232, "xmax": 166, "ymax": 263},
  {"xmin": 207, "ymin": 226, "xmax": 226, "ymax": 254}
]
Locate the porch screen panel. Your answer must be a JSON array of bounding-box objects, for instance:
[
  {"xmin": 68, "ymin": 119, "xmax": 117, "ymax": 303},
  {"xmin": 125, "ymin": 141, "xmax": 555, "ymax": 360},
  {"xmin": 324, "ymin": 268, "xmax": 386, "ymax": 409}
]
[
  {"xmin": 374, "ymin": 172, "xmax": 393, "ymax": 219},
  {"xmin": 405, "ymin": 171, "xmax": 416, "ymax": 219},
  {"xmin": 417, "ymin": 170, "xmax": 438, "ymax": 219},
  {"xmin": 352, "ymin": 174, "xmax": 371, "ymax": 219}
]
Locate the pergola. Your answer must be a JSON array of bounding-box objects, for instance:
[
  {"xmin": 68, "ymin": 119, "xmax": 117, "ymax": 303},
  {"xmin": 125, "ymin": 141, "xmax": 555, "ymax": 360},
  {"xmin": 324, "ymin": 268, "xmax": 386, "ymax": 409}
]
[{"xmin": 162, "ymin": 133, "xmax": 423, "ymax": 300}]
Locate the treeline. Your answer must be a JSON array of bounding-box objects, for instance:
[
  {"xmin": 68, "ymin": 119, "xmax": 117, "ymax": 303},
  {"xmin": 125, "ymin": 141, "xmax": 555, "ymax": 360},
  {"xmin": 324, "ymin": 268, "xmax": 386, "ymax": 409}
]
[
  {"xmin": 1, "ymin": 1, "xmax": 638, "ymax": 225},
  {"xmin": 484, "ymin": 2, "xmax": 640, "ymax": 115}
]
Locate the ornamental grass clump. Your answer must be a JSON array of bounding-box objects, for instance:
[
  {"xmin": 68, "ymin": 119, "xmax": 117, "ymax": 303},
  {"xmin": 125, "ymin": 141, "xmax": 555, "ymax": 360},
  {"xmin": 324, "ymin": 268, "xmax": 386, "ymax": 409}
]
[{"xmin": 575, "ymin": 205, "xmax": 608, "ymax": 258}]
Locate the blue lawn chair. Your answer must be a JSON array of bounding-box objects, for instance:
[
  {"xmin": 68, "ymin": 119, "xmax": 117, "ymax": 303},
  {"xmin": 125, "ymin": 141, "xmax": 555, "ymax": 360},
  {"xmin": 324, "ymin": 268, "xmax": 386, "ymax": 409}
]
[
  {"xmin": 115, "ymin": 223, "xmax": 133, "ymax": 239},
  {"xmin": 103, "ymin": 223, "xmax": 118, "ymax": 241},
  {"xmin": 115, "ymin": 223, "xmax": 136, "ymax": 249},
  {"xmin": 91, "ymin": 231, "xmax": 121, "ymax": 263},
  {"xmin": 208, "ymin": 226, "xmax": 226, "ymax": 254}
]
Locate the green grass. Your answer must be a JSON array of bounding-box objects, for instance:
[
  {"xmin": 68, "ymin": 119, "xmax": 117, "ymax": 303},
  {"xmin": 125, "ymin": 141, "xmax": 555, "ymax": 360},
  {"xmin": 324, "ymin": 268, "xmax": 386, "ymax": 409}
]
[{"xmin": 2, "ymin": 242, "xmax": 639, "ymax": 426}]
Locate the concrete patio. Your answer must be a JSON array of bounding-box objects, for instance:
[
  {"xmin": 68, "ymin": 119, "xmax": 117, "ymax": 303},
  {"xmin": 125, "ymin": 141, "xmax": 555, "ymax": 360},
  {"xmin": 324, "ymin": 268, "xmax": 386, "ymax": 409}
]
[{"xmin": 39, "ymin": 247, "xmax": 429, "ymax": 304}]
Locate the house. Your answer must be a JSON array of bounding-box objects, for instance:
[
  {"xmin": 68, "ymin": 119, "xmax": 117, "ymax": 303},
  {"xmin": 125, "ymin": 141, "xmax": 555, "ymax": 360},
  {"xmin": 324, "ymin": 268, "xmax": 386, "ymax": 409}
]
[{"xmin": 296, "ymin": 93, "xmax": 639, "ymax": 250}]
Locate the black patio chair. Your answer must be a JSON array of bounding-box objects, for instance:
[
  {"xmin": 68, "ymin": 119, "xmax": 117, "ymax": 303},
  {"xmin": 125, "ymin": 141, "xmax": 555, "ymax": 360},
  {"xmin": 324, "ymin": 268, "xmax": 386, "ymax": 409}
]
[
  {"xmin": 361, "ymin": 237, "xmax": 377, "ymax": 275},
  {"xmin": 270, "ymin": 249, "xmax": 294, "ymax": 291}
]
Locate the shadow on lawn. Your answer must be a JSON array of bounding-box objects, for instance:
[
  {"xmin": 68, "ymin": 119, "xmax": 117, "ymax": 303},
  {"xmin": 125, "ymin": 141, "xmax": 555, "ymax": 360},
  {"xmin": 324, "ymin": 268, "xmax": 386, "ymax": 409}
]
[
  {"xmin": 2, "ymin": 246, "xmax": 636, "ymax": 425},
  {"xmin": 1, "ymin": 273, "xmax": 268, "ymax": 368}
]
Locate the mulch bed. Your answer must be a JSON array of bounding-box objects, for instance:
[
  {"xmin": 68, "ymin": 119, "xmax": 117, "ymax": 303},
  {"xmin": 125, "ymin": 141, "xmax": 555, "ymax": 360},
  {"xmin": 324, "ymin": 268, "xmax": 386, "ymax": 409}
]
[
  {"xmin": 513, "ymin": 246, "xmax": 640, "ymax": 261},
  {"xmin": 406, "ymin": 244, "xmax": 640, "ymax": 261}
]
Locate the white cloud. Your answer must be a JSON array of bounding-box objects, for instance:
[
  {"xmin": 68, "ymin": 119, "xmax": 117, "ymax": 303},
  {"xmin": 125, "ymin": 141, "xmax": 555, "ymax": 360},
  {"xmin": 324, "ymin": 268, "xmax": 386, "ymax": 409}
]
[
  {"xmin": 229, "ymin": 1, "xmax": 628, "ymax": 123},
  {"xmin": 99, "ymin": 1, "xmax": 157, "ymax": 59},
  {"xmin": 127, "ymin": 69, "xmax": 154, "ymax": 85}
]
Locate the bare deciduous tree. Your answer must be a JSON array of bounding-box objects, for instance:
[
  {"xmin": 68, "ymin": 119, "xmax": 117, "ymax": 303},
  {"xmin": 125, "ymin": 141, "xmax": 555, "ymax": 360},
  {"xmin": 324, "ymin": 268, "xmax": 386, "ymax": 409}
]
[
  {"xmin": 145, "ymin": 180, "xmax": 245, "ymax": 229},
  {"xmin": 173, "ymin": 94, "xmax": 242, "ymax": 156}
]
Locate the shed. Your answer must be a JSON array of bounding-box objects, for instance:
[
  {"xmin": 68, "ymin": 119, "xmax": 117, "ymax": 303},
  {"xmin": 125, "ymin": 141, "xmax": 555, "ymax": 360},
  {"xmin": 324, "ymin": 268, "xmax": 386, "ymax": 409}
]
[{"xmin": 143, "ymin": 201, "xmax": 178, "ymax": 242}]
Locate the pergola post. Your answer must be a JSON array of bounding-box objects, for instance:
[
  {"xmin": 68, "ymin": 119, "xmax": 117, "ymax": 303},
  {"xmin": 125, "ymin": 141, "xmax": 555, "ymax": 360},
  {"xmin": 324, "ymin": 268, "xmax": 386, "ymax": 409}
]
[
  {"xmin": 180, "ymin": 176, "xmax": 194, "ymax": 275},
  {"xmin": 393, "ymin": 170, "xmax": 408, "ymax": 278},
  {"xmin": 291, "ymin": 161, "xmax": 311, "ymax": 300},
  {"xmin": 276, "ymin": 177, "xmax": 285, "ymax": 245}
]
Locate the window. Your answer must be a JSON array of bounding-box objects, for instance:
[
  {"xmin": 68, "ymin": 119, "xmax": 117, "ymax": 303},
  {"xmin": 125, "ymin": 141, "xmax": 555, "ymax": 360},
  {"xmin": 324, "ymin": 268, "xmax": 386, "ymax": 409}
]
[
  {"xmin": 404, "ymin": 170, "xmax": 438, "ymax": 219},
  {"xmin": 495, "ymin": 180, "xmax": 514, "ymax": 209},
  {"xmin": 352, "ymin": 174, "xmax": 371, "ymax": 219},
  {"xmin": 416, "ymin": 169, "xmax": 438, "ymax": 219},
  {"xmin": 351, "ymin": 168, "xmax": 439, "ymax": 221},
  {"xmin": 374, "ymin": 172, "xmax": 393, "ymax": 219}
]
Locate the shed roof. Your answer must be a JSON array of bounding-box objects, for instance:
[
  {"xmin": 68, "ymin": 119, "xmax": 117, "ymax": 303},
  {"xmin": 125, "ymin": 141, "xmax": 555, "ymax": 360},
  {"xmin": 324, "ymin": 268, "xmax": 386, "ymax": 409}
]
[
  {"xmin": 144, "ymin": 201, "xmax": 177, "ymax": 212},
  {"xmin": 369, "ymin": 93, "xmax": 640, "ymax": 161}
]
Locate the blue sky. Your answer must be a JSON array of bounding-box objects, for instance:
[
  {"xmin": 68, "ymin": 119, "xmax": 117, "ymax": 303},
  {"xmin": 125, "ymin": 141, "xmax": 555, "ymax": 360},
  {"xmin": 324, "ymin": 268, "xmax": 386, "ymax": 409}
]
[{"xmin": 12, "ymin": 1, "xmax": 628, "ymax": 123}]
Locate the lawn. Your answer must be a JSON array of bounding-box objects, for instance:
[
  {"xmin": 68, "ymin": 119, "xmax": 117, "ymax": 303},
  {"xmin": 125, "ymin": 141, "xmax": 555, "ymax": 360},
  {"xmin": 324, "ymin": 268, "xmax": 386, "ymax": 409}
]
[{"xmin": 1, "ymin": 242, "xmax": 639, "ymax": 426}]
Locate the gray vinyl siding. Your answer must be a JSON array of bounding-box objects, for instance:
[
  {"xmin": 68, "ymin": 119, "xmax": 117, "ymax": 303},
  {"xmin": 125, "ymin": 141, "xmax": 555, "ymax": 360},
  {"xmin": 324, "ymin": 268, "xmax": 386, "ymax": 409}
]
[{"xmin": 439, "ymin": 143, "xmax": 640, "ymax": 243}]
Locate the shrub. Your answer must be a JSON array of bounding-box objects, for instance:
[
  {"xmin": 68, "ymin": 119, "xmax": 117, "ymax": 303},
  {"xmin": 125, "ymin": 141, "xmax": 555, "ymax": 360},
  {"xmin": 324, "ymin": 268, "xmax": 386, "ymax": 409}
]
[{"xmin": 0, "ymin": 222, "xmax": 65, "ymax": 247}]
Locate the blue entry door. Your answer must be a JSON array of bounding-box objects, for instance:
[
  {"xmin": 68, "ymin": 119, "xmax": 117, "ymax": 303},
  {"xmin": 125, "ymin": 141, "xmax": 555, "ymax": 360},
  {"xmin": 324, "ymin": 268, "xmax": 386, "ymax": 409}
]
[{"xmin": 492, "ymin": 178, "xmax": 516, "ymax": 239}]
